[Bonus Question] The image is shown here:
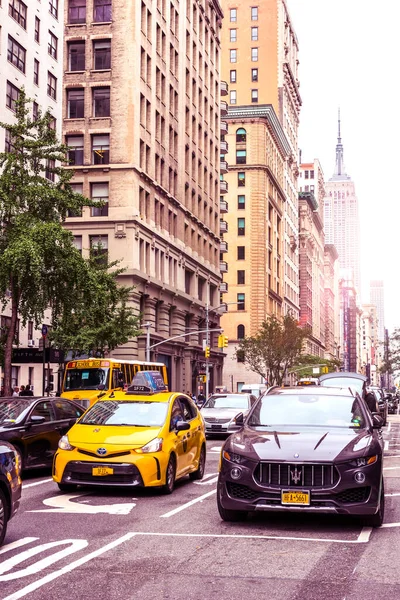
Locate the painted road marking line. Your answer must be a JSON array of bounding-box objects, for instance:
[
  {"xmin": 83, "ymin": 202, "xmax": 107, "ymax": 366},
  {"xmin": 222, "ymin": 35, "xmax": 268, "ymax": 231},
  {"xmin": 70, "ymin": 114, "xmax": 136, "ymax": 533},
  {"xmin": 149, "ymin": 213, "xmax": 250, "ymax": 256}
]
[
  {"xmin": 160, "ymin": 489, "xmax": 217, "ymax": 518},
  {"xmin": 0, "ymin": 539, "xmax": 38, "ymax": 557},
  {"xmin": 2, "ymin": 533, "xmax": 136, "ymax": 600},
  {"xmin": 388, "ymin": 422, "xmax": 392, "ymax": 433},
  {"xmin": 28, "ymin": 493, "xmax": 136, "ymax": 515},
  {"xmin": 385, "ymin": 493, "xmax": 400, "ymax": 497},
  {"xmin": 383, "ymin": 466, "xmax": 400, "ymax": 470},
  {"xmin": 22, "ymin": 479, "xmax": 53, "ymax": 489},
  {"xmin": 384, "ymin": 441, "xmax": 389, "ymax": 451},
  {"xmin": 380, "ymin": 522, "xmax": 400, "ymax": 528},
  {"xmin": 132, "ymin": 530, "xmax": 370, "ymax": 545},
  {"xmin": 194, "ymin": 476, "xmax": 219, "ymax": 485}
]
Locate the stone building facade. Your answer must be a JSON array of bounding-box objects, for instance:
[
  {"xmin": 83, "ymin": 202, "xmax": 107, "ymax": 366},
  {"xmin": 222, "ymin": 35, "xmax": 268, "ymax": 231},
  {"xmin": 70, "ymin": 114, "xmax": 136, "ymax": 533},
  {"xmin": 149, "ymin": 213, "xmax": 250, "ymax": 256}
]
[{"xmin": 62, "ymin": 0, "xmax": 225, "ymax": 393}]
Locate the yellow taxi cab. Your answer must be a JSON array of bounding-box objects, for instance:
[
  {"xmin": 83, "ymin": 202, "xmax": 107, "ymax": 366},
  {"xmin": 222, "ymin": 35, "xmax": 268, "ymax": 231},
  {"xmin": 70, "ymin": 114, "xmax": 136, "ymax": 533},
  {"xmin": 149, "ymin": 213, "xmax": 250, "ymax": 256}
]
[{"xmin": 52, "ymin": 371, "xmax": 206, "ymax": 494}]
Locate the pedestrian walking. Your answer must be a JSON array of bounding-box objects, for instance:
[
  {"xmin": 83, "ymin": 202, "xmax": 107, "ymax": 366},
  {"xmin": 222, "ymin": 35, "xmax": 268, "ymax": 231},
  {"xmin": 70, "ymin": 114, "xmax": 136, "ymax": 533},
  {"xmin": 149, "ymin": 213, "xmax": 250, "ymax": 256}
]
[
  {"xmin": 24, "ymin": 384, "xmax": 34, "ymax": 397},
  {"xmin": 12, "ymin": 386, "xmax": 19, "ymax": 397},
  {"xmin": 19, "ymin": 385, "xmax": 25, "ymax": 396}
]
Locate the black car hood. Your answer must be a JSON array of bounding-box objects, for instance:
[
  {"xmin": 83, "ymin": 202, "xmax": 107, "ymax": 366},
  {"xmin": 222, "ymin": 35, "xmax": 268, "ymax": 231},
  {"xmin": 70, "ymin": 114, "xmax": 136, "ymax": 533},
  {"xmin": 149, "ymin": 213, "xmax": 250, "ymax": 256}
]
[{"xmin": 230, "ymin": 426, "xmax": 376, "ymax": 462}]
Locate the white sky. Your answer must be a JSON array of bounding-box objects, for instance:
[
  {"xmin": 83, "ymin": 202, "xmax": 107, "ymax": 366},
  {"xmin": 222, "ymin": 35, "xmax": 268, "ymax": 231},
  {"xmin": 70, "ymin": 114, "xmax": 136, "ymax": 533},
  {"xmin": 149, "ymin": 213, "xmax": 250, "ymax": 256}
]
[{"xmin": 286, "ymin": 0, "xmax": 400, "ymax": 331}]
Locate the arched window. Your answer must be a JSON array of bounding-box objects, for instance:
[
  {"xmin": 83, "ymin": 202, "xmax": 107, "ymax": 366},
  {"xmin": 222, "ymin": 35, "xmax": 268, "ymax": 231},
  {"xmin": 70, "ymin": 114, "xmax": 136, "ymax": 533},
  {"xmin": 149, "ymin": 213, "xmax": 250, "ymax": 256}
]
[
  {"xmin": 236, "ymin": 128, "xmax": 246, "ymax": 143},
  {"xmin": 237, "ymin": 324, "xmax": 245, "ymax": 339}
]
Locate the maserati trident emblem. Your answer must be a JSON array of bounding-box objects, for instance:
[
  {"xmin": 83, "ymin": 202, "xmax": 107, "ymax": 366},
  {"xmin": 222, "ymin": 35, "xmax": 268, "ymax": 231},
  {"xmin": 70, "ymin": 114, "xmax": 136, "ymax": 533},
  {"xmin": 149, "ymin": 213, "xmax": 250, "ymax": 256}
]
[
  {"xmin": 290, "ymin": 466, "xmax": 302, "ymax": 484},
  {"xmin": 96, "ymin": 448, "xmax": 107, "ymax": 456}
]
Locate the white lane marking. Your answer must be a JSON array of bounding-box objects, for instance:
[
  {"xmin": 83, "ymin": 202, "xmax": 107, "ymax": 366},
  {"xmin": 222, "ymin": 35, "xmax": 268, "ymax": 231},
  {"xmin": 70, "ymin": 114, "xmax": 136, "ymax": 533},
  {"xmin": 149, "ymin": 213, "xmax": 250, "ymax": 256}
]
[
  {"xmin": 388, "ymin": 422, "xmax": 392, "ymax": 433},
  {"xmin": 194, "ymin": 476, "xmax": 218, "ymax": 485},
  {"xmin": 0, "ymin": 539, "xmax": 88, "ymax": 582},
  {"xmin": 28, "ymin": 494, "xmax": 136, "ymax": 515},
  {"xmin": 383, "ymin": 467, "xmax": 400, "ymax": 471},
  {"xmin": 2, "ymin": 533, "xmax": 136, "ymax": 600},
  {"xmin": 160, "ymin": 489, "xmax": 217, "ymax": 518},
  {"xmin": 383, "ymin": 454, "xmax": 400, "ymax": 458},
  {"xmin": 210, "ymin": 446, "xmax": 222, "ymax": 451},
  {"xmin": 357, "ymin": 527, "xmax": 372, "ymax": 543},
  {"xmin": 0, "ymin": 539, "xmax": 38, "ymax": 556},
  {"xmin": 385, "ymin": 493, "xmax": 400, "ymax": 497},
  {"xmin": 22, "ymin": 479, "xmax": 53, "ymax": 489},
  {"xmin": 380, "ymin": 522, "xmax": 400, "ymax": 528},
  {"xmin": 384, "ymin": 441, "xmax": 389, "ymax": 451},
  {"xmin": 133, "ymin": 530, "xmax": 370, "ymax": 544}
]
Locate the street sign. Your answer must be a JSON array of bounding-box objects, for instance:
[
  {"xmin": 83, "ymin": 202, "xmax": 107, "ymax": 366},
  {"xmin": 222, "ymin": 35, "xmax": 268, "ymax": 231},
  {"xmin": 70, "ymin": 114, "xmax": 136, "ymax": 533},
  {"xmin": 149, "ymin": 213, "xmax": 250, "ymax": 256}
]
[
  {"xmin": 42, "ymin": 324, "xmax": 48, "ymax": 337},
  {"xmin": 312, "ymin": 367, "xmax": 320, "ymax": 374}
]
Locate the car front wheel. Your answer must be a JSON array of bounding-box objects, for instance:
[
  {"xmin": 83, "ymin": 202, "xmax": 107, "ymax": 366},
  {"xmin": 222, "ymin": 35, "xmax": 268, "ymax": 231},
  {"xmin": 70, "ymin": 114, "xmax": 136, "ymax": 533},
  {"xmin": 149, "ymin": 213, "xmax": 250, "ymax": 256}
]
[
  {"xmin": 364, "ymin": 480, "xmax": 385, "ymax": 527},
  {"xmin": 217, "ymin": 486, "xmax": 247, "ymax": 522},
  {"xmin": 0, "ymin": 488, "xmax": 9, "ymax": 547},
  {"xmin": 162, "ymin": 456, "xmax": 176, "ymax": 494}
]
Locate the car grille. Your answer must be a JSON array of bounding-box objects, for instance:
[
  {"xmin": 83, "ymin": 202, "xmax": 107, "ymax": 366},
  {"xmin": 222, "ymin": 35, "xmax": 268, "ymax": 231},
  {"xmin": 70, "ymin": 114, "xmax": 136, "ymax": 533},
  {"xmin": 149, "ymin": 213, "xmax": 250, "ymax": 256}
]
[
  {"xmin": 254, "ymin": 462, "xmax": 340, "ymax": 489},
  {"xmin": 205, "ymin": 417, "xmax": 231, "ymax": 424},
  {"xmin": 227, "ymin": 482, "xmax": 259, "ymax": 500},
  {"xmin": 335, "ymin": 487, "xmax": 370, "ymax": 504},
  {"xmin": 78, "ymin": 449, "xmax": 132, "ymax": 459},
  {"xmin": 64, "ymin": 461, "xmax": 143, "ymax": 485}
]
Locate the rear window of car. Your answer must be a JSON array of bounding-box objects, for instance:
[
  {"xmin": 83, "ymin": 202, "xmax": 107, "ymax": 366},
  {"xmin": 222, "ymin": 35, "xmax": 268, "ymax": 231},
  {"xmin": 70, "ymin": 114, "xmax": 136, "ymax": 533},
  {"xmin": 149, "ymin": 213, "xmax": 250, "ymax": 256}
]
[{"xmin": 203, "ymin": 395, "xmax": 250, "ymax": 409}]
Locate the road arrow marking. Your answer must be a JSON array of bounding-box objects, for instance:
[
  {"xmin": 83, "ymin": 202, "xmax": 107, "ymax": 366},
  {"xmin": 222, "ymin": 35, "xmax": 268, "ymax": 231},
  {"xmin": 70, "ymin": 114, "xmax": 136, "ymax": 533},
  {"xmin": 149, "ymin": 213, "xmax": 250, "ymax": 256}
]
[{"xmin": 28, "ymin": 494, "xmax": 136, "ymax": 515}]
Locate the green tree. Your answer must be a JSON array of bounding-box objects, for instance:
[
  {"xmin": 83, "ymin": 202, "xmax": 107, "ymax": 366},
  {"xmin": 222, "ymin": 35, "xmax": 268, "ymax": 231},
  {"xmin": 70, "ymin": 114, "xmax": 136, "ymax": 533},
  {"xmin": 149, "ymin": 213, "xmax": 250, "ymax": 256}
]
[
  {"xmin": 0, "ymin": 92, "xmax": 140, "ymax": 394},
  {"xmin": 291, "ymin": 354, "xmax": 341, "ymax": 379},
  {"xmin": 236, "ymin": 314, "xmax": 311, "ymax": 386}
]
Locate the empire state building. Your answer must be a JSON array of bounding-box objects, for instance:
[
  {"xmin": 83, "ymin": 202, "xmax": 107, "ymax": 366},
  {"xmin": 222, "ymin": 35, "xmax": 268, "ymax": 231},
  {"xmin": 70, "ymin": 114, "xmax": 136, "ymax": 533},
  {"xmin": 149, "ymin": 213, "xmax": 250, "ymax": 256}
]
[{"xmin": 324, "ymin": 114, "xmax": 361, "ymax": 294}]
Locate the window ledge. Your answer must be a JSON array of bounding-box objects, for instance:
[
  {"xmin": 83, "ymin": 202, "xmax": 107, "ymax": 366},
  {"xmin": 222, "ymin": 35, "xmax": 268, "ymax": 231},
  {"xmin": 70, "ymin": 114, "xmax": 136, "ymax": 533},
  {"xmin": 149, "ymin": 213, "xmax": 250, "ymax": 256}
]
[
  {"xmin": 65, "ymin": 70, "xmax": 85, "ymax": 74},
  {"xmin": 90, "ymin": 69, "xmax": 111, "ymax": 73},
  {"xmin": 92, "ymin": 21, "xmax": 112, "ymax": 25}
]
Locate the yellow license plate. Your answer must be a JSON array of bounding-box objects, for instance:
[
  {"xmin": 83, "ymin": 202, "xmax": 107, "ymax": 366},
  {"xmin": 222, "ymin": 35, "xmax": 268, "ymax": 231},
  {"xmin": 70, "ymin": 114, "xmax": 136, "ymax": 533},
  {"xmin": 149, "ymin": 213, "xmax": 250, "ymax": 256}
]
[
  {"xmin": 92, "ymin": 466, "xmax": 114, "ymax": 476},
  {"xmin": 281, "ymin": 490, "xmax": 310, "ymax": 505}
]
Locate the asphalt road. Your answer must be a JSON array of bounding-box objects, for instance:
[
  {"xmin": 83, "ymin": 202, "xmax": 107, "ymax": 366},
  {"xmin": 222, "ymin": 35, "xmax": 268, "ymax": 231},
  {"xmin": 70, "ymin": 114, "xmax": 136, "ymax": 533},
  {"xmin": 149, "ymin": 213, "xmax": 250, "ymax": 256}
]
[{"xmin": 2, "ymin": 417, "xmax": 400, "ymax": 600}]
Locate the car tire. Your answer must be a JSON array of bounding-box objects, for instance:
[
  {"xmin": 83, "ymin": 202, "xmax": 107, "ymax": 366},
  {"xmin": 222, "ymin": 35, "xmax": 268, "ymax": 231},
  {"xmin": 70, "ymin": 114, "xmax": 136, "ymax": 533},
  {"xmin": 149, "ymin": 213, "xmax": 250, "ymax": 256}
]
[
  {"xmin": 162, "ymin": 455, "xmax": 176, "ymax": 494},
  {"xmin": 364, "ymin": 480, "xmax": 385, "ymax": 527},
  {"xmin": 0, "ymin": 488, "xmax": 9, "ymax": 547},
  {"xmin": 217, "ymin": 486, "xmax": 247, "ymax": 522},
  {"xmin": 57, "ymin": 483, "xmax": 78, "ymax": 493},
  {"xmin": 189, "ymin": 445, "xmax": 206, "ymax": 481}
]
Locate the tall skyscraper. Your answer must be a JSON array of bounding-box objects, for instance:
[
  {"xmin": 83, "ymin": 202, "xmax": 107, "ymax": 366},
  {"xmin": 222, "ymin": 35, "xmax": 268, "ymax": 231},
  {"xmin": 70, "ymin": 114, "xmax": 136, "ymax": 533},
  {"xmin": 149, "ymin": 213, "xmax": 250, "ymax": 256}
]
[
  {"xmin": 370, "ymin": 280, "xmax": 385, "ymax": 342},
  {"xmin": 62, "ymin": 0, "xmax": 225, "ymax": 392},
  {"xmin": 324, "ymin": 113, "xmax": 361, "ymax": 294},
  {"xmin": 219, "ymin": 0, "xmax": 298, "ymax": 391}
]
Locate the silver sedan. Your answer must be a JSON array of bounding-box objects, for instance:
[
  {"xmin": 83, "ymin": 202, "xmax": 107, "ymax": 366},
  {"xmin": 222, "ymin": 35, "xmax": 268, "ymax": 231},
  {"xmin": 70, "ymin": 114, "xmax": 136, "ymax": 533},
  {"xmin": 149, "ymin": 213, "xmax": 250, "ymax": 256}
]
[{"xmin": 201, "ymin": 393, "xmax": 257, "ymax": 435}]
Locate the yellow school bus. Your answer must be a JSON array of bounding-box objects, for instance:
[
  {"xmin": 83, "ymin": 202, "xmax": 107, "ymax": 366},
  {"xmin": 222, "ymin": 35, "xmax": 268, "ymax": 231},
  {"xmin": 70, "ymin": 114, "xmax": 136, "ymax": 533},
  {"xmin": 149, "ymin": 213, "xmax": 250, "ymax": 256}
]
[{"xmin": 60, "ymin": 358, "xmax": 168, "ymax": 408}]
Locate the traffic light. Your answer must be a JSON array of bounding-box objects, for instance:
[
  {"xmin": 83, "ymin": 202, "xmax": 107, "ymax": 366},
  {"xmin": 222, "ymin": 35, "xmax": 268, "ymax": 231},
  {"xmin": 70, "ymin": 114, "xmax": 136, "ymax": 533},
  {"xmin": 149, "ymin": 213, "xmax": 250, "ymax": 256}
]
[
  {"xmin": 321, "ymin": 366, "xmax": 329, "ymax": 374},
  {"xmin": 218, "ymin": 335, "xmax": 229, "ymax": 348},
  {"xmin": 205, "ymin": 346, "xmax": 210, "ymax": 358}
]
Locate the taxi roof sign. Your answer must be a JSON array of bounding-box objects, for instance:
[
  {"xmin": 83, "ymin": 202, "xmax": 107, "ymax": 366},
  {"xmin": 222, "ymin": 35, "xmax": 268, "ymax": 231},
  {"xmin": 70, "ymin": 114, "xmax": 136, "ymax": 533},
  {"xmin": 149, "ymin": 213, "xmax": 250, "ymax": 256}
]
[{"xmin": 127, "ymin": 370, "xmax": 167, "ymax": 394}]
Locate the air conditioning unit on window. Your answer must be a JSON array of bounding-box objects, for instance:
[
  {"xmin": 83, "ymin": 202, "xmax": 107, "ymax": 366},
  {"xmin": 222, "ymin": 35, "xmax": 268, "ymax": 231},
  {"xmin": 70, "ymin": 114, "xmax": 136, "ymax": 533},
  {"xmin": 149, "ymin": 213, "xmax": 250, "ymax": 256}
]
[{"xmin": 28, "ymin": 339, "xmax": 35, "ymax": 347}]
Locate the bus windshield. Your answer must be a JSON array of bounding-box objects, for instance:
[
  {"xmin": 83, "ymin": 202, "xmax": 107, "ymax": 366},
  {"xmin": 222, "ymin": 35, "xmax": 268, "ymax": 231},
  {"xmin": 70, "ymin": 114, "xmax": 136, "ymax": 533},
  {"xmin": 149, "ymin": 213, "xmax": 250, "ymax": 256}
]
[{"xmin": 64, "ymin": 368, "xmax": 110, "ymax": 391}]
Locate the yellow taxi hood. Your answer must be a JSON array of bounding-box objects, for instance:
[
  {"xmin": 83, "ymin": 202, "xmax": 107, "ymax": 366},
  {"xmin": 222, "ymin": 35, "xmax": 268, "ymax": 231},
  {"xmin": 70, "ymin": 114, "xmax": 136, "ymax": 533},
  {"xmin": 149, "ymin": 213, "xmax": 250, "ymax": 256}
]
[{"xmin": 67, "ymin": 424, "xmax": 163, "ymax": 449}]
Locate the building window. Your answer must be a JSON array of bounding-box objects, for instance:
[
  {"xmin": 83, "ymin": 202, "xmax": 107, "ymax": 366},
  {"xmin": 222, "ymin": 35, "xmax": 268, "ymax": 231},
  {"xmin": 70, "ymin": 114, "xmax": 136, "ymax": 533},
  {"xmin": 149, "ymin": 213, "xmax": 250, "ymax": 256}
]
[
  {"xmin": 251, "ymin": 89, "xmax": 258, "ymax": 103},
  {"xmin": 230, "ymin": 49, "xmax": 237, "ymax": 63},
  {"xmin": 310, "ymin": 170, "xmax": 315, "ymax": 179},
  {"xmin": 90, "ymin": 235, "xmax": 108, "ymax": 264},
  {"xmin": 251, "ymin": 48, "xmax": 258, "ymax": 61},
  {"xmin": 237, "ymin": 293, "xmax": 245, "ymax": 310},
  {"xmin": 48, "ymin": 31, "xmax": 58, "ymax": 59},
  {"xmin": 5, "ymin": 130, "xmax": 15, "ymax": 153},
  {"xmin": 237, "ymin": 324, "xmax": 245, "ymax": 339},
  {"xmin": 230, "ymin": 8, "xmax": 237, "ymax": 21},
  {"xmin": 93, "ymin": 40, "xmax": 111, "ymax": 70},
  {"xmin": 34, "ymin": 16, "xmax": 40, "ymax": 42},
  {"xmin": 32, "ymin": 102, "xmax": 39, "ymax": 121},
  {"xmin": 45, "ymin": 159, "xmax": 55, "ymax": 181},
  {"xmin": 68, "ymin": 184, "xmax": 83, "ymax": 217},
  {"xmin": 305, "ymin": 170, "xmax": 309, "ymax": 179},
  {"xmin": 230, "ymin": 90, "xmax": 236, "ymax": 105},
  {"xmin": 236, "ymin": 127, "xmax": 246, "ymax": 143},
  {"xmin": 67, "ymin": 89, "xmax": 84, "ymax": 118},
  {"xmin": 238, "ymin": 172, "xmax": 245, "ymax": 187},
  {"xmin": 230, "ymin": 29, "xmax": 237, "ymax": 42},
  {"xmin": 73, "ymin": 236, "xmax": 83, "ymax": 253},
  {"xmin": 6, "ymin": 81, "xmax": 20, "ymax": 112},
  {"xmin": 237, "ymin": 246, "xmax": 245, "ymax": 260},
  {"xmin": 237, "ymin": 270, "xmax": 245, "ymax": 285},
  {"xmin": 9, "ymin": 0, "xmax": 27, "ymax": 29},
  {"xmin": 7, "ymin": 36, "xmax": 26, "ymax": 73},
  {"xmin": 236, "ymin": 150, "xmax": 246, "ymax": 164},
  {"xmin": 92, "ymin": 134, "xmax": 110, "ymax": 164},
  {"xmin": 252, "ymin": 68, "xmax": 258, "ymax": 82},
  {"xmin": 251, "ymin": 6, "xmax": 258, "ymax": 20},
  {"xmin": 230, "ymin": 69, "xmax": 236, "ymax": 83},
  {"xmin": 238, "ymin": 218, "xmax": 245, "ymax": 236},
  {"xmin": 49, "ymin": 0, "xmax": 58, "ymax": 19},
  {"xmin": 238, "ymin": 195, "xmax": 245, "ymax": 209},
  {"xmin": 33, "ymin": 59, "xmax": 39, "ymax": 85},
  {"xmin": 66, "ymin": 135, "xmax": 84, "ymax": 166},
  {"xmin": 251, "ymin": 27, "xmax": 258, "ymax": 40},
  {"xmin": 91, "ymin": 183, "xmax": 109, "ymax": 216},
  {"xmin": 69, "ymin": 0, "xmax": 86, "ymax": 23},
  {"xmin": 93, "ymin": 0, "xmax": 112, "ymax": 22},
  {"xmin": 47, "ymin": 72, "xmax": 57, "ymax": 99},
  {"xmin": 93, "ymin": 87, "xmax": 110, "ymax": 117},
  {"xmin": 68, "ymin": 41, "xmax": 85, "ymax": 71}
]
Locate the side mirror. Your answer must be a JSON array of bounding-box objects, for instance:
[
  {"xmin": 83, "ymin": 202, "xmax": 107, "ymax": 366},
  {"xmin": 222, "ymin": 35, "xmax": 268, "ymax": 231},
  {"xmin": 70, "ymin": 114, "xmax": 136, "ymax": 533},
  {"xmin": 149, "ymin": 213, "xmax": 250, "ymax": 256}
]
[
  {"xmin": 175, "ymin": 421, "xmax": 190, "ymax": 432},
  {"xmin": 227, "ymin": 412, "xmax": 244, "ymax": 433},
  {"xmin": 29, "ymin": 415, "xmax": 46, "ymax": 425},
  {"xmin": 372, "ymin": 413, "xmax": 384, "ymax": 429}
]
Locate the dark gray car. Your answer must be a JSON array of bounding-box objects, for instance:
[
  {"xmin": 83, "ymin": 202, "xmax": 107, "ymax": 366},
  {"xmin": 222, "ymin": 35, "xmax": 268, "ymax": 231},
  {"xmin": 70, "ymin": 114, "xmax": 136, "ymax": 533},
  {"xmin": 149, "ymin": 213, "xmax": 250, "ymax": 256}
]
[{"xmin": 217, "ymin": 387, "xmax": 385, "ymax": 527}]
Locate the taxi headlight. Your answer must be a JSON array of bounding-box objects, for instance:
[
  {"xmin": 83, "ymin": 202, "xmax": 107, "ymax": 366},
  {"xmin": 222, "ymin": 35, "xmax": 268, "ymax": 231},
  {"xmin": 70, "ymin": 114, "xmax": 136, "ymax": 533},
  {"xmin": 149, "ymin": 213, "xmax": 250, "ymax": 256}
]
[
  {"xmin": 58, "ymin": 435, "xmax": 75, "ymax": 451},
  {"xmin": 135, "ymin": 437, "xmax": 163, "ymax": 454}
]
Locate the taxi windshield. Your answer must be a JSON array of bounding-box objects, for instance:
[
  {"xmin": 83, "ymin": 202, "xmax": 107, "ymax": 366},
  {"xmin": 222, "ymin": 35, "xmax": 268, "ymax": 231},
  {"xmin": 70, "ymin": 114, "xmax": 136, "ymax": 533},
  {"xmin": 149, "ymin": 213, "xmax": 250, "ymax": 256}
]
[
  {"xmin": 80, "ymin": 400, "xmax": 168, "ymax": 427},
  {"xmin": 0, "ymin": 399, "xmax": 32, "ymax": 425},
  {"xmin": 64, "ymin": 368, "xmax": 109, "ymax": 391}
]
